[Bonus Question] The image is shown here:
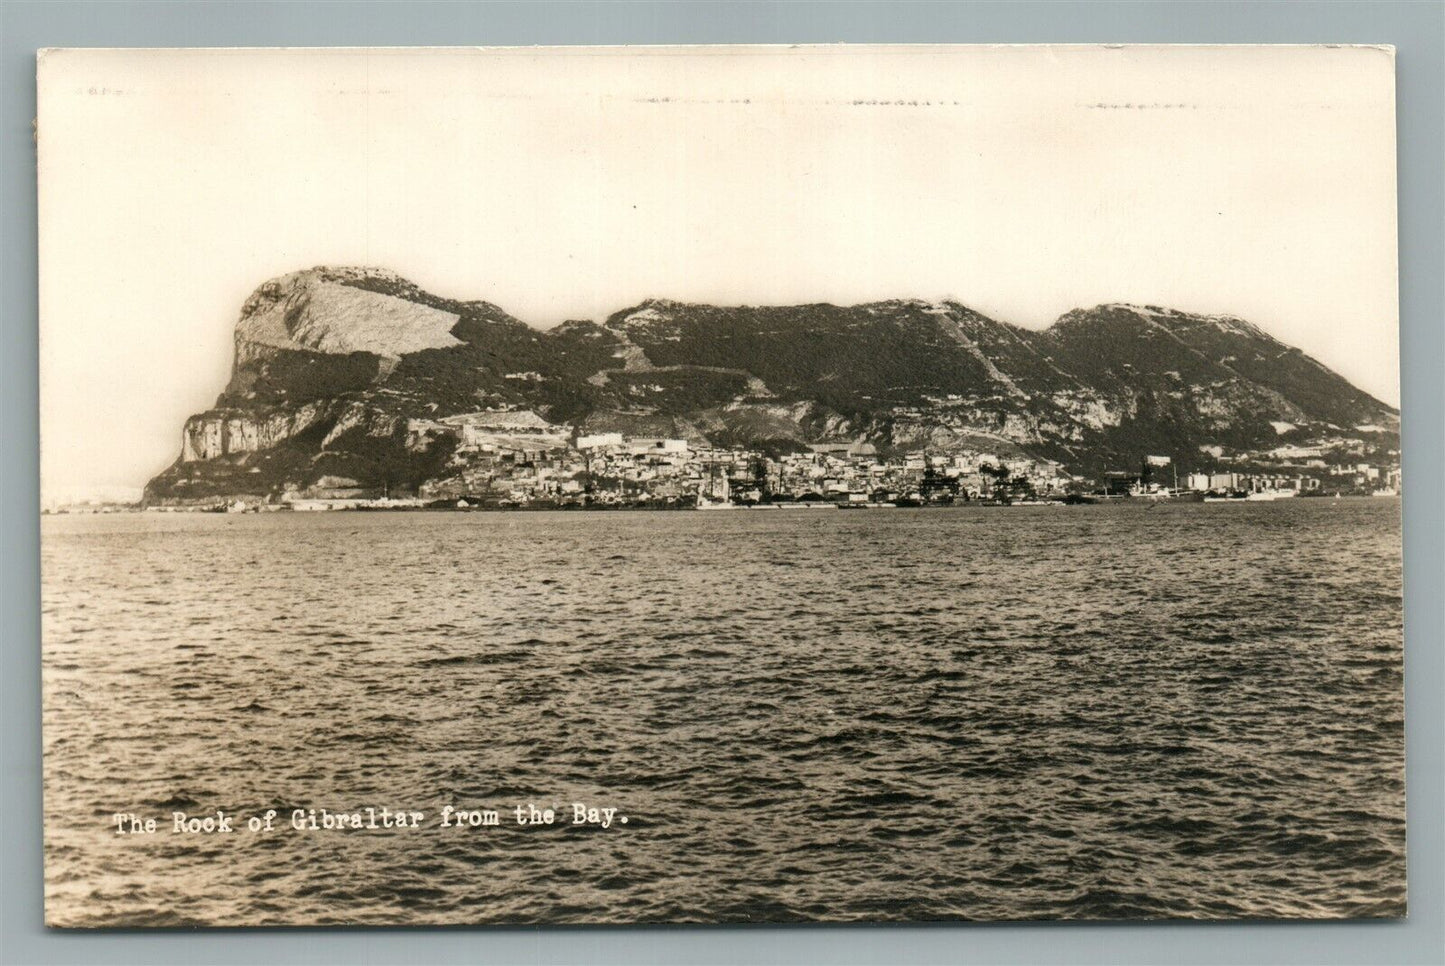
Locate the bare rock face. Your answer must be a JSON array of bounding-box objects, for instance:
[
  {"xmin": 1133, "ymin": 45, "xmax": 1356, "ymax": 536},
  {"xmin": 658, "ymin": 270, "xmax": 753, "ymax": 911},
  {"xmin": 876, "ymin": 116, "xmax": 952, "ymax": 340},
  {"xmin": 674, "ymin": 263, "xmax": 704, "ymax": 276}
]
[
  {"xmin": 236, "ymin": 268, "xmax": 462, "ymax": 362},
  {"xmin": 180, "ymin": 403, "xmax": 334, "ymax": 462}
]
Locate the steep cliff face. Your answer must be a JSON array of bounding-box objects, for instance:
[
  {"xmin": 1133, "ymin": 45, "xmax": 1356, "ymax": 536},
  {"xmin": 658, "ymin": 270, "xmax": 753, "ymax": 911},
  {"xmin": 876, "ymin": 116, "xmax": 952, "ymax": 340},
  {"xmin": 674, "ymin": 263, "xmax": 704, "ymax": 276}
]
[
  {"xmin": 144, "ymin": 267, "xmax": 1399, "ymax": 502},
  {"xmin": 180, "ymin": 403, "xmax": 336, "ymax": 461}
]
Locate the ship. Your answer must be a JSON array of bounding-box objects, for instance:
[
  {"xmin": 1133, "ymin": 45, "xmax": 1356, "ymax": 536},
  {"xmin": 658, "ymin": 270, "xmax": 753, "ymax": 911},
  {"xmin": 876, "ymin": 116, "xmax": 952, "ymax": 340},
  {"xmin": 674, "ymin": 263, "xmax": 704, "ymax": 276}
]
[
  {"xmin": 1079, "ymin": 457, "xmax": 1204, "ymax": 504},
  {"xmin": 1243, "ymin": 489, "xmax": 1298, "ymax": 501},
  {"xmin": 1079, "ymin": 487, "xmax": 1204, "ymax": 505},
  {"xmin": 1128, "ymin": 483, "xmax": 1205, "ymax": 503},
  {"xmin": 1206, "ymin": 488, "xmax": 1299, "ymax": 502}
]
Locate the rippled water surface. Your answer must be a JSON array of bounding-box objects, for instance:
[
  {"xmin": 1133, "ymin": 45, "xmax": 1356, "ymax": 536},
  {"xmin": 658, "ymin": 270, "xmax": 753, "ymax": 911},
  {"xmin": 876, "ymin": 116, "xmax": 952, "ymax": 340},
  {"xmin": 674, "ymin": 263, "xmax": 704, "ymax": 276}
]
[{"xmin": 42, "ymin": 501, "xmax": 1405, "ymax": 926}]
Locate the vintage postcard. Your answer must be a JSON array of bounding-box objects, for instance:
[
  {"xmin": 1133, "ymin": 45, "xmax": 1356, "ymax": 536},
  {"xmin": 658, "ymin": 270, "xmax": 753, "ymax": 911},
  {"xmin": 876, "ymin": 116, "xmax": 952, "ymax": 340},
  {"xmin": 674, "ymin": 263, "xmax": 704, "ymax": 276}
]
[{"xmin": 38, "ymin": 45, "xmax": 1404, "ymax": 926}]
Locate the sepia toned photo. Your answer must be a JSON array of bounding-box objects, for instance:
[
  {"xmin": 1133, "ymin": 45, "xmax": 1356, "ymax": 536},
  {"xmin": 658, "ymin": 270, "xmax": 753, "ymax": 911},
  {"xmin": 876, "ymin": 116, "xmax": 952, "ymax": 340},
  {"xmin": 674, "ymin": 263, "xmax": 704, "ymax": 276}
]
[{"xmin": 38, "ymin": 45, "xmax": 1404, "ymax": 927}]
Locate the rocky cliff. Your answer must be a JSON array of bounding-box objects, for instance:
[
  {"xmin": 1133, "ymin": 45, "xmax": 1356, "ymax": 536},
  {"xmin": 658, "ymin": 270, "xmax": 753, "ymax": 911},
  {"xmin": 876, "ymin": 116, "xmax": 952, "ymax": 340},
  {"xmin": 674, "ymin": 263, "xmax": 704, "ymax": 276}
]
[{"xmin": 144, "ymin": 267, "xmax": 1399, "ymax": 501}]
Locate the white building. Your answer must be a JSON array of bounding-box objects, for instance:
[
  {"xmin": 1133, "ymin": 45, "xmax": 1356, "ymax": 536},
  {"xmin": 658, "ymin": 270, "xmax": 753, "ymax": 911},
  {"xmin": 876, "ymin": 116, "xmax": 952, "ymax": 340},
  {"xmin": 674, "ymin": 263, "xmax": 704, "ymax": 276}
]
[{"xmin": 575, "ymin": 432, "xmax": 624, "ymax": 450}]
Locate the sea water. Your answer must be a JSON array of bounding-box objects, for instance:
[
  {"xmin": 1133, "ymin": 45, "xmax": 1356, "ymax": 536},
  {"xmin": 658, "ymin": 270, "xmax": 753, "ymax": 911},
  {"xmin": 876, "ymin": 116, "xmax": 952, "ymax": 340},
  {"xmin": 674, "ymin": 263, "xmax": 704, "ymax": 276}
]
[{"xmin": 41, "ymin": 501, "xmax": 1405, "ymax": 925}]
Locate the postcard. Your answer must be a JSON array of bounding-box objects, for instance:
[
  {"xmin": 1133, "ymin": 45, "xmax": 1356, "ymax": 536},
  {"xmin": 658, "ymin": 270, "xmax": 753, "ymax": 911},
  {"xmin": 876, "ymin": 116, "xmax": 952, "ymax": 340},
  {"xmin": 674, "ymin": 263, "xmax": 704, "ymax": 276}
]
[{"xmin": 38, "ymin": 45, "xmax": 1403, "ymax": 926}]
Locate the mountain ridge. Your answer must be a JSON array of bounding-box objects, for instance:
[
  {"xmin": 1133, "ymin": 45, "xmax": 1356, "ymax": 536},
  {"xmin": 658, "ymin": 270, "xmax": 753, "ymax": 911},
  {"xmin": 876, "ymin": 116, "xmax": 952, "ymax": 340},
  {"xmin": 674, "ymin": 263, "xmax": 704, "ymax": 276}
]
[{"xmin": 144, "ymin": 267, "xmax": 1398, "ymax": 502}]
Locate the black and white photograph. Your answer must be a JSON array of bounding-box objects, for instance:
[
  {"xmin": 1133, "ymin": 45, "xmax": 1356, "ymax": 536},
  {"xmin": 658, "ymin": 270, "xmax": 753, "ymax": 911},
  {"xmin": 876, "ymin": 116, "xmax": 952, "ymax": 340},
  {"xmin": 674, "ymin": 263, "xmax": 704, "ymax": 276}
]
[{"xmin": 38, "ymin": 44, "xmax": 1405, "ymax": 927}]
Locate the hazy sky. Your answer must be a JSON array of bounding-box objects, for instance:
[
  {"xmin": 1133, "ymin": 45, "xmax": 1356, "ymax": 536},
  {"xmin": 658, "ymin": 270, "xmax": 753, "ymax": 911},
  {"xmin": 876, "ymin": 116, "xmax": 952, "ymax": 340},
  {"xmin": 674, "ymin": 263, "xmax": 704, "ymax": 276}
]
[{"xmin": 38, "ymin": 45, "xmax": 1399, "ymax": 500}]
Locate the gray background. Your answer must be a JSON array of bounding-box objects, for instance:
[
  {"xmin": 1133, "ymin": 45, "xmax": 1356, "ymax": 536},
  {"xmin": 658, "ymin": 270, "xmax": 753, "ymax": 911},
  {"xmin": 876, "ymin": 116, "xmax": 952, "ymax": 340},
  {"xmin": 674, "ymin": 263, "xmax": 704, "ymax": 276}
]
[{"xmin": 2, "ymin": 2, "xmax": 1440, "ymax": 963}]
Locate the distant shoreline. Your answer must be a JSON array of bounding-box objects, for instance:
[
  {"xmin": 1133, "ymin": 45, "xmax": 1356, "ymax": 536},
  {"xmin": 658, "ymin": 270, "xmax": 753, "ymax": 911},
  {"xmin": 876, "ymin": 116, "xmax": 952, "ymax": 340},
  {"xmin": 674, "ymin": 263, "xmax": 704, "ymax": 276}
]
[{"xmin": 42, "ymin": 493, "xmax": 1400, "ymax": 517}]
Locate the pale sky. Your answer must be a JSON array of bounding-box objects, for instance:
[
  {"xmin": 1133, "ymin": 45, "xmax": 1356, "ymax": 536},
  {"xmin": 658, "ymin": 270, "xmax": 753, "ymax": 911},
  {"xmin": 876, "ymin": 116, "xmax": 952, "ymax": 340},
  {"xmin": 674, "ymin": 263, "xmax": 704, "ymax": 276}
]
[{"xmin": 38, "ymin": 45, "xmax": 1400, "ymax": 501}]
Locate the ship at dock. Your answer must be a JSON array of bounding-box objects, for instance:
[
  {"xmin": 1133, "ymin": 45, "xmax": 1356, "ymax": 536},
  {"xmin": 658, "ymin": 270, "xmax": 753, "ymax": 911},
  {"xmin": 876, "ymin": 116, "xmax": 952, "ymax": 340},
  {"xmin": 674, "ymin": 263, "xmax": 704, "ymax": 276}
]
[
  {"xmin": 1078, "ymin": 456, "xmax": 1205, "ymax": 504},
  {"xmin": 1205, "ymin": 488, "xmax": 1299, "ymax": 502}
]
